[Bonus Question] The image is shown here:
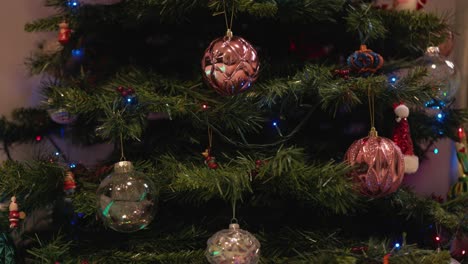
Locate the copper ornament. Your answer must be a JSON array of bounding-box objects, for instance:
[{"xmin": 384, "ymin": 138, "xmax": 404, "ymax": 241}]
[
  {"xmin": 345, "ymin": 130, "xmax": 405, "ymax": 197},
  {"xmin": 202, "ymin": 35, "xmax": 259, "ymax": 96}
]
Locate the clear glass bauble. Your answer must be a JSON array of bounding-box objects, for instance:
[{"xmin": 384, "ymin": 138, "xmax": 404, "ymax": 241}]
[
  {"xmin": 96, "ymin": 161, "xmax": 156, "ymax": 233},
  {"xmin": 206, "ymin": 223, "xmax": 261, "ymax": 264},
  {"xmin": 416, "ymin": 47, "xmax": 460, "ymax": 102}
]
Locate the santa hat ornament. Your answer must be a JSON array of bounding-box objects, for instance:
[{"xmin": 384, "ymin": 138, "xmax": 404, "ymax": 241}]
[{"xmin": 392, "ymin": 103, "xmax": 419, "ymax": 173}]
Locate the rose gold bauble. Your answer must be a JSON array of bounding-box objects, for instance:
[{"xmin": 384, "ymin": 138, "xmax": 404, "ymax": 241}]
[
  {"xmin": 345, "ymin": 129, "xmax": 405, "ymax": 197},
  {"xmin": 201, "ymin": 33, "xmax": 259, "ymax": 96}
]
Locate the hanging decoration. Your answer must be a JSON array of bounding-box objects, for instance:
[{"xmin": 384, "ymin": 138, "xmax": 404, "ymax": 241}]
[
  {"xmin": 58, "ymin": 21, "xmax": 72, "ymax": 45},
  {"xmin": 96, "ymin": 134, "xmax": 157, "ymax": 233},
  {"xmin": 96, "ymin": 161, "xmax": 157, "ymax": 233},
  {"xmin": 347, "ymin": 45, "xmax": 384, "ymax": 76},
  {"xmin": 392, "ymin": 103, "xmax": 419, "ymax": 174},
  {"xmin": 63, "ymin": 171, "xmax": 77, "ymax": 200},
  {"xmin": 202, "ymin": 127, "xmax": 219, "ymax": 169},
  {"xmin": 206, "ymin": 223, "xmax": 261, "ymax": 264},
  {"xmin": 48, "ymin": 108, "xmax": 77, "ymax": 125},
  {"xmin": 9, "ymin": 196, "xmax": 25, "ymax": 229},
  {"xmin": 345, "ymin": 87, "xmax": 405, "ymax": 197},
  {"xmin": 201, "ymin": 0, "xmax": 260, "ymax": 96},
  {"xmin": 416, "ymin": 46, "xmax": 460, "ymax": 103}
]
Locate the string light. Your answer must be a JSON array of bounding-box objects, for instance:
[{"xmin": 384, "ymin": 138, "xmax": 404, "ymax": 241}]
[
  {"xmin": 389, "ymin": 76, "xmax": 398, "ymax": 84},
  {"xmin": 272, "ymin": 121, "xmax": 283, "ymax": 137},
  {"xmin": 71, "ymin": 48, "xmax": 84, "ymax": 58},
  {"xmin": 433, "ymin": 148, "xmax": 439, "ymax": 154},
  {"xmin": 67, "ymin": 0, "xmax": 79, "ymax": 7},
  {"xmin": 69, "ymin": 163, "xmax": 77, "ymax": 169},
  {"xmin": 462, "ymin": 250, "xmax": 466, "ymax": 255},
  {"xmin": 202, "ymin": 104, "xmax": 209, "ymax": 110},
  {"xmin": 435, "ymin": 236, "xmax": 440, "ymax": 241},
  {"xmin": 395, "ymin": 243, "xmax": 400, "ymax": 248},
  {"xmin": 436, "ymin": 112, "xmax": 444, "ymax": 122},
  {"xmin": 55, "ymin": 152, "xmax": 60, "ymax": 156},
  {"xmin": 36, "ymin": 135, "xmax": 42, "ymax": 141}
]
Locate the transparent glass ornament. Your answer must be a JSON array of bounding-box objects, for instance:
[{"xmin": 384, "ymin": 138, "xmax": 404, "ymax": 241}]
[
  {"xmin": 417, "ymin": 47, "xmax": 460, "ymax": 102},
  {"xmin": 96, "ymin": 161, "xmax": 156, "ymax": 233},
  {"xmin": 206, "ymin": 223, "xmax": 261, "ymax": 264}
]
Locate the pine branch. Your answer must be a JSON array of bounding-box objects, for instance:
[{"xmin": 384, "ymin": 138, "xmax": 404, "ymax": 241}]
[
  {"xmin": 25, "ymin": 15, "xmax": 65, "ymax": 33},
  {"xmin": 26, "ymin": 234, "xmax": 72, "ymax": 264},
  {"xmin": 0, "ymin": 161, "xmax": 64, "ymax": 211}
]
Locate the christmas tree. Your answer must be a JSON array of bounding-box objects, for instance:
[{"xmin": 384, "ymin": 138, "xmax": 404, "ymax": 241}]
[{"xmin": 0, "ymin": 0, "xmax": 467, "ymax": 263}]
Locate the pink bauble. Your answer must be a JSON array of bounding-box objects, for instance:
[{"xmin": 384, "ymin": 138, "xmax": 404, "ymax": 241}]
[
  {"xmin": 201, "ymin": 35, "xmax": 259, "ymax": 96},
  {"xmin": 345, "ymin": 132, "xmax": 405, "ymax": 197}
]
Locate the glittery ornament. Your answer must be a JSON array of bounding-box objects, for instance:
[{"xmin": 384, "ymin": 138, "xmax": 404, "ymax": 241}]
[
  {"xmin": 416, "ymin": 47, "xmax": 460, "ymax": 102},
  {"xmin": 97, "ymin": 161, "xmax": 157, "ymax": 233},
  {"xmin": 48, "ymin": 108, "xmax": 77, "ymax": 125},
  {"xmin": 347, "ymin": 45, "xmax": 384, "ymax": 76},
  {"xmin": 206, "ymin": 223, "xmax": 260, "ymax": 264},
  {"xmin": 392, "ymin": 103, "xmax": 419, "ymax": 174},
  {"xmin": 345, "ymin": 128, "xmax": 405, "ymax": 197},
  {"xmin": 202, "ymin": 31, "xmax": 260, "ymax": 96}
]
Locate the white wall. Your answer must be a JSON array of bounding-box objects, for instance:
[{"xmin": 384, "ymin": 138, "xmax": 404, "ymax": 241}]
[{"xmin": 0, "ymin": 1, "xmax": 113, "ymax": 166}]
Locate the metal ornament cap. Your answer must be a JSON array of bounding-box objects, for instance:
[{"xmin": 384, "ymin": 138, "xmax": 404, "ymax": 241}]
[{"xmin": 113, "ymin": 161, "xmax": 134, "ymax": 173}]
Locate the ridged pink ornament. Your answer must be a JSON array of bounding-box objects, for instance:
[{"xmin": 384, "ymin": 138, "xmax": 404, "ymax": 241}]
[
  {"xmin": 201, "ymin": 33, "xmax": 259, "ymax": 96},
  {"xmin": 345, "ymin": 128, "xmax": 405, "ymax": 197}
]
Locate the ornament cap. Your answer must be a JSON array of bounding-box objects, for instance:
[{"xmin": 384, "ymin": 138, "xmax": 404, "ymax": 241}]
[
  {"xmin": 426, "ymin": 46, "xmax": 440, "ymax": 56},
  {"xmin": 229, "ymin": 223, "xmax": 240, "ymax": 230},
  {"xmin": 226, "ymin": 29, "xmax": 233, "ymax": 39},
  {"xmin": 360, "ymin": 44, "xmax": 368, "ymax": 51},
  {"xmin": 369, "ymin": 127, "xmax": 378, "ymax": 137},
  {"xmin": 114, "ymin": 161, "xmax": 134, "ymax": 173}
]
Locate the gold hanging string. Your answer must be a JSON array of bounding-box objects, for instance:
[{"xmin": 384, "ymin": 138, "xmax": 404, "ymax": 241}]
[
  {"xmin": 120, "ymin": 133, "xmax": 126, "ymax": 161},
  {"xmin": 222, "ymin": 0, "xmax": 235, "ymax": 37},
  {"xmin": 368, "ymin": 84, "xmax": 377, "ymax": 136},
  {"xmin": 208, "ymin": 127, "xmax": 213, "ymax": 149},
  {"xmin": 231, "ymin": 199, "xmax": 238, "ymax": 223}
]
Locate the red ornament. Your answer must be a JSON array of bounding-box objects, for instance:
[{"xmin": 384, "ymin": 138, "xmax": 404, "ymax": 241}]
[
  {"xmin": 345, "ymin": 128, "xmax": 405, "ymax": 197},
  {"xmin": 201, "ymin": 31, "xmax": 260, "ymax": 96},
  {"xmin": 64, "ymin": 171, "xmax": 77, "ymax": 196},
  {"xmin": 58, "ymin": 21, "xmax": 72, "ymax": 45},
  {"xmin": 333, "ymin": 69, "xmax": 350, "ymax": 80},
  {"xmin": 392, "ymin": 103, "xmax": 419, "ymax": 174},
  {"xmin": 202, "ymin": 149, "xmax": 219, "ymax": 169},
  {"xmin": 116, "ymin": 86, "xmax": 135, "ymax": 97},
  {"xmin": 9, "ymin": 196, "xmax": 19, "ymax": 229}
]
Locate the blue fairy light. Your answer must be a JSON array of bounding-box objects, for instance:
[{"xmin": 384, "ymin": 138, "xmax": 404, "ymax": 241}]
[
  {"xmin": 69, "ymin": 163, "xmax": 77, "ymax": 169},
  {"xmin": 389, "ymin": 75, "xmax": 398, "ymax": 84},
  {"xmin": 434, "ymin": 148, "xmax": 439, "ymax": 154},
  {"xmin": 395, "ymin": 243, "xmax": 401, "ymax": 248},
  {"xmin": 67, "ymin": 0, "xmax": 79, "ymax": 8},
  {"xmin": 71, "ymin": 48, "xmax": 84, "ymax": 58}
]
